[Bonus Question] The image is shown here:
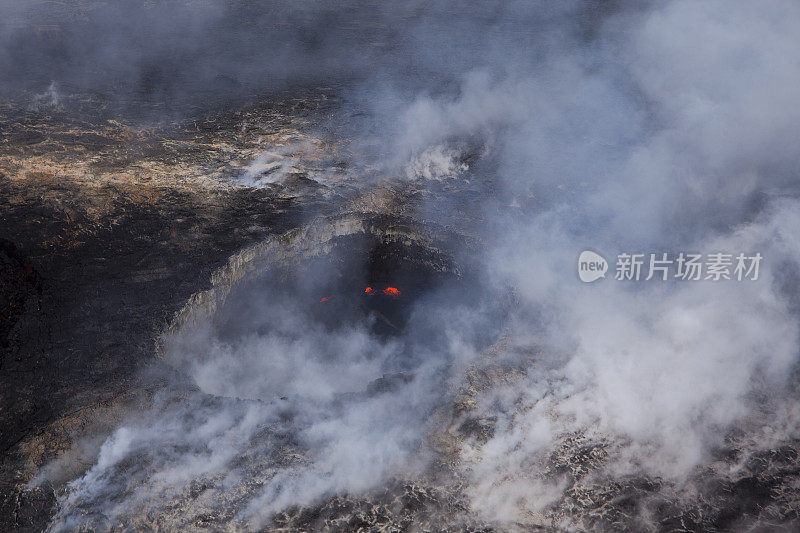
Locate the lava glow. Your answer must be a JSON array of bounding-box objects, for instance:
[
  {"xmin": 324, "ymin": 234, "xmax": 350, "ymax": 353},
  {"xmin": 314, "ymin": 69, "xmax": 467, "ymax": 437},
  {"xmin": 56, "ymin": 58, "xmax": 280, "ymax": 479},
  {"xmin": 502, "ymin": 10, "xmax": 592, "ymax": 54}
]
[
  {"xmin": 382, "ymin": 287, "xmax": 401, "ymax": 298},
  {"xmin": 321, "ymin": 286, "xmax": 399, "ymax": 302}
]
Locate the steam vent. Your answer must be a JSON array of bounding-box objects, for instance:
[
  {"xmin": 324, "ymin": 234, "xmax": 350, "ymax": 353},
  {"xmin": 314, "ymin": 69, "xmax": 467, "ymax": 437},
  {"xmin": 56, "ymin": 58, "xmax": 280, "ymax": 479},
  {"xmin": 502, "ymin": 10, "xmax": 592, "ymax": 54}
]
[{"xmin": 3, "ymin": 2, "xmax": 800, "ymax": 531}]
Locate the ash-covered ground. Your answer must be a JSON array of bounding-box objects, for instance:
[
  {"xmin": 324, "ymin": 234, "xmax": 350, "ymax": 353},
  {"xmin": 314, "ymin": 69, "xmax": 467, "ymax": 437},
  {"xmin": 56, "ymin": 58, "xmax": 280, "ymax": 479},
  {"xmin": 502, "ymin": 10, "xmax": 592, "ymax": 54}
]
[{"xmin": 3, "ymin": 1, "xmax": 800, "ymax": 532}]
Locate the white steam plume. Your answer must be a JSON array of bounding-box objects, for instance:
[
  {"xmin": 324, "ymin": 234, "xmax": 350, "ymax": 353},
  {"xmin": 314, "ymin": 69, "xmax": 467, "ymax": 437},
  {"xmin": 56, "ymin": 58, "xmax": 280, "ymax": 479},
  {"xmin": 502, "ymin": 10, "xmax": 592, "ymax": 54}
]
[{"xmin": 35, "ymin": 0, "xmax": 800, "ymax": 529}]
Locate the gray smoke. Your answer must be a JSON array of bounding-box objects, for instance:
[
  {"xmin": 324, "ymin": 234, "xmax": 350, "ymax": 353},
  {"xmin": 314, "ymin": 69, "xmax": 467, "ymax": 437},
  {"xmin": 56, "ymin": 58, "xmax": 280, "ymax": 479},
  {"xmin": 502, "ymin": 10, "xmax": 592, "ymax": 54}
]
[
  {"xmin": 377, "ymin": 0, "xmax": 800, "ymax": 519},
  {"xmin": 22, "ymin": 0, "xmax": 800, "ymax": 529}
]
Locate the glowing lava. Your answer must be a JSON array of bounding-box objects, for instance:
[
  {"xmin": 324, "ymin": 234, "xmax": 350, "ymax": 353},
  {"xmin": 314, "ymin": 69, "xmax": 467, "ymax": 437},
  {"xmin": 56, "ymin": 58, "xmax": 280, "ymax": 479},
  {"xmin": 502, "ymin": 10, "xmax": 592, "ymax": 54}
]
[
  {"xmin": 321, "ymin": 286, "xmax": 399, "ymax": 302},
  {"xmin": 382, "ymin": 287, "xmax": 401, "ymax": 298}
]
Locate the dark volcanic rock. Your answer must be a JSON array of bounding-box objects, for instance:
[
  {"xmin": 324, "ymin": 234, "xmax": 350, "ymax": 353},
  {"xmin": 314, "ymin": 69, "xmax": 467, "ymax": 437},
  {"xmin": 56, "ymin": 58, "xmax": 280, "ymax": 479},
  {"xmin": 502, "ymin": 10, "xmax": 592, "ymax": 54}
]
[
  {"xmin": 0, "ymin": 168, "xmax": 316, "ymax": 530},
  {"xmin": 0, "ymin": 239, "xmax": 42, "ymax": 356}
]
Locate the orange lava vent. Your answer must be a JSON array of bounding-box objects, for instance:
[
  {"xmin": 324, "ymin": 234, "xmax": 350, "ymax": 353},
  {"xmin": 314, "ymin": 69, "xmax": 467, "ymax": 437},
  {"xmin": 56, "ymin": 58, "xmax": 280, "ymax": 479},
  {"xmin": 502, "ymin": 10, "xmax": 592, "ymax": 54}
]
[{"xmin": 382, "ymin": 287, "xmax": 401, "ymax": 298}]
